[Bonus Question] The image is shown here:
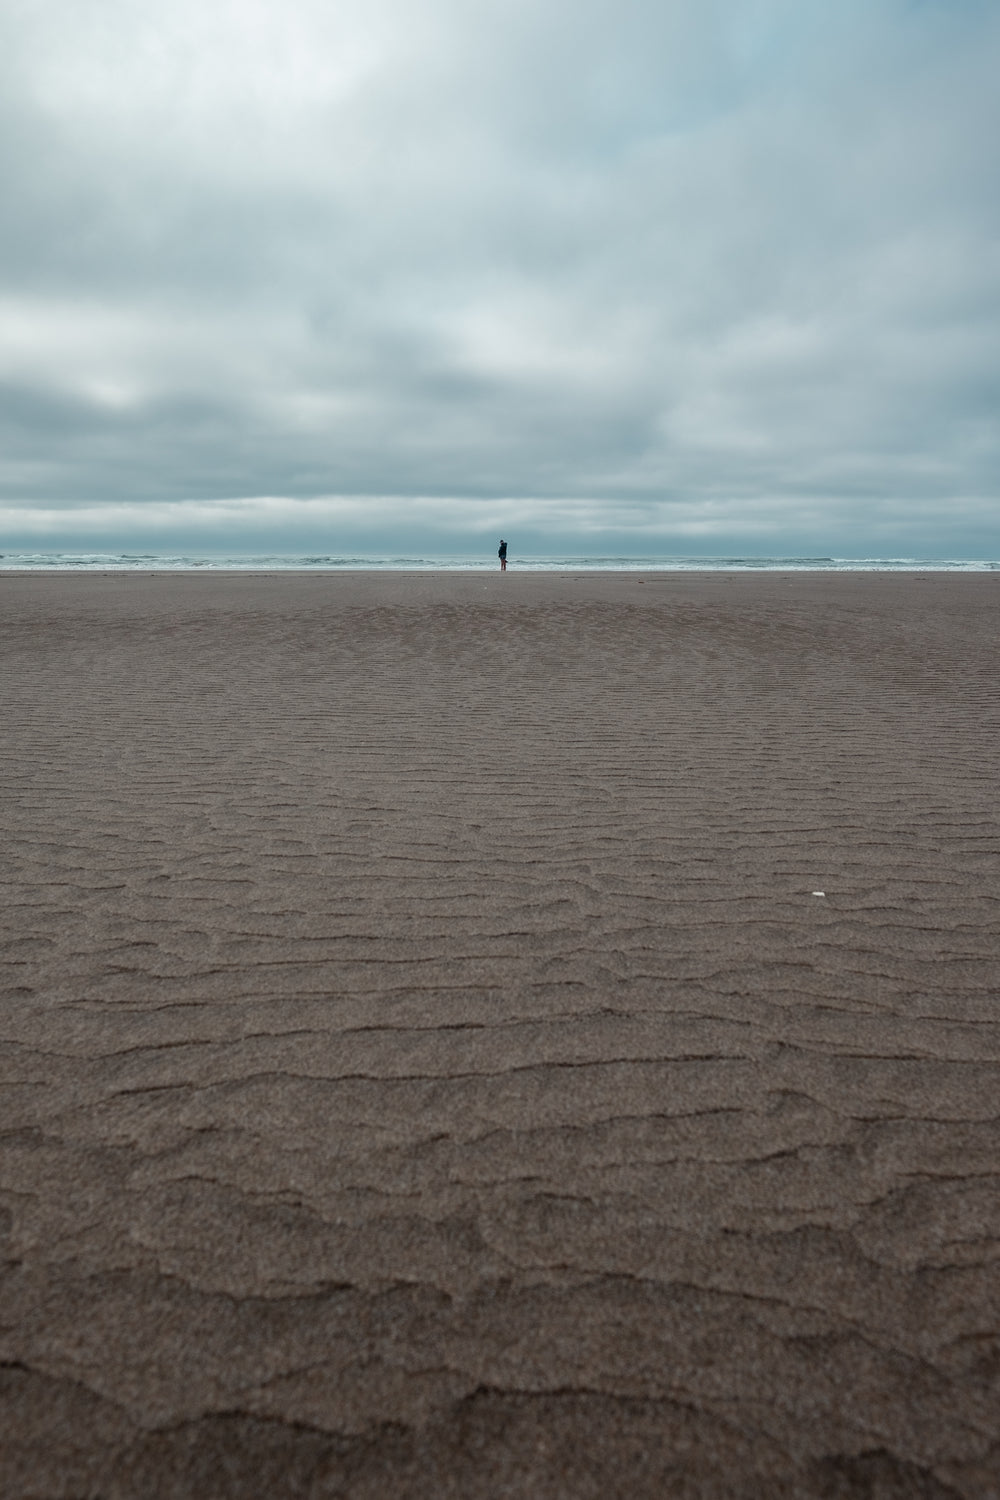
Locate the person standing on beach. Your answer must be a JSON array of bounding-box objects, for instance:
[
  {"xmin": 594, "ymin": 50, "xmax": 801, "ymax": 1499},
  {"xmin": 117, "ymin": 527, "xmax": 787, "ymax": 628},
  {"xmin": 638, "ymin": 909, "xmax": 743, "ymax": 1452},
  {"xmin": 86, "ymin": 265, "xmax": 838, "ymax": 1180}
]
[{"xmin": 498, "ymin": 539, "xmax": 508, "ymax": 571}]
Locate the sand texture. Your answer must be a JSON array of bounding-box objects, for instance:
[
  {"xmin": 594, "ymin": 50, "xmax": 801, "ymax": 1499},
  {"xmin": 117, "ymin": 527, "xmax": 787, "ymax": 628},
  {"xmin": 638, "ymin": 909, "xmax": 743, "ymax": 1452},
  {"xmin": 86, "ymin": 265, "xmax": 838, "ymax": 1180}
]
[{"xmin": 2, "ymin": 570, "xmax": 999, "ymax": 1498}]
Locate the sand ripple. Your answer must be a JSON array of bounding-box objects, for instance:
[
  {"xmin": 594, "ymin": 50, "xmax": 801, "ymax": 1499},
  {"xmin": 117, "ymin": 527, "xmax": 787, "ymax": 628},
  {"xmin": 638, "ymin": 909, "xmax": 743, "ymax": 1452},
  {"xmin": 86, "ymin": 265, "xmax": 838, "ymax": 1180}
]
[{"xmin": 2, "ymin": 571, "xmax": 998, "ymax": 1496}]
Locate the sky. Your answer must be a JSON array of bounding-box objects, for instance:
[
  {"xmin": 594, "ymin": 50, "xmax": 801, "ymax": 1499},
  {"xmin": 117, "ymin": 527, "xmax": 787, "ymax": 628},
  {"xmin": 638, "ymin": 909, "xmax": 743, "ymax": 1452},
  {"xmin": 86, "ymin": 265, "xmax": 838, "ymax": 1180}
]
[{"xmin": 1, "ymin": 0, "xmax": 998, "ymax": 557}]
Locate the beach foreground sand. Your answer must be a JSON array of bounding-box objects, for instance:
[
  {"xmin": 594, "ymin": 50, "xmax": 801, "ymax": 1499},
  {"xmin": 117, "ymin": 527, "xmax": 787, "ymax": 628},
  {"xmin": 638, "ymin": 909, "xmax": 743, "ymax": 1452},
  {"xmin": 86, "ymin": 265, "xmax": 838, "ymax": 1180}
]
[{"xmin": 2, "ymin": 571, "xmax": 998, "ymax": 1498}]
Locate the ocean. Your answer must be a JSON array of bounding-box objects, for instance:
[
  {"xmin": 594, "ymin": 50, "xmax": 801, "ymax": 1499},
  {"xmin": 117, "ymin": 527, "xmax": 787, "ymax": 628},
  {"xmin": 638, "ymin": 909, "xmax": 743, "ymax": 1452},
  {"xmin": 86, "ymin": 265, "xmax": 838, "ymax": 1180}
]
[{"xmin": 1, "ymin": 552, "xmax": 997, "ymax": 572}]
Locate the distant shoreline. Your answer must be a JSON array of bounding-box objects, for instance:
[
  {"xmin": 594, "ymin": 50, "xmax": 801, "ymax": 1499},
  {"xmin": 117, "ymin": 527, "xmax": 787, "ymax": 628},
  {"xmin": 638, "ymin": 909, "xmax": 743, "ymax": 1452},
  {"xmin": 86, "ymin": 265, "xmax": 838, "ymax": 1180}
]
[{"xmin": 2, "ymin": 554, "xmax": 999, "ymax": 574}]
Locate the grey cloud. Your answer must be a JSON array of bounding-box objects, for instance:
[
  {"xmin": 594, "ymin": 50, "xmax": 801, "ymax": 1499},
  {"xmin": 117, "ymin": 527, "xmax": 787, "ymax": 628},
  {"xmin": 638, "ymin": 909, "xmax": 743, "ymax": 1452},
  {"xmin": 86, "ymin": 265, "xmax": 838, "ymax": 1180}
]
[{"xmin": 0, "ymin": 0, "xmax": 998, "ymax": 552}]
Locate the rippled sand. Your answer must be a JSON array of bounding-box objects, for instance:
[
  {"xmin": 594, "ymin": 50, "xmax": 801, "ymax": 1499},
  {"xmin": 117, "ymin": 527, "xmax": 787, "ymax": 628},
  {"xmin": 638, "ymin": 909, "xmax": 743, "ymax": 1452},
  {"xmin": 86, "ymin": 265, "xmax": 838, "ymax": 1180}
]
[{"xmin": 2, "ymin": 570, "xmax": 998, "ymax": 1497}]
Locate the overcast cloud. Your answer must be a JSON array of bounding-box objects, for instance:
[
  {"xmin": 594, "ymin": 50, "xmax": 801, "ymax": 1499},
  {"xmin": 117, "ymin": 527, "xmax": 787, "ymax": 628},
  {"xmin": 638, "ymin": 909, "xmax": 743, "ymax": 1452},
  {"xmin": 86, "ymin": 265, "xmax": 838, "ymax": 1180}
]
[{"xmin": 1, "ymin": 0, "xmax": 998, "ymax": 555}]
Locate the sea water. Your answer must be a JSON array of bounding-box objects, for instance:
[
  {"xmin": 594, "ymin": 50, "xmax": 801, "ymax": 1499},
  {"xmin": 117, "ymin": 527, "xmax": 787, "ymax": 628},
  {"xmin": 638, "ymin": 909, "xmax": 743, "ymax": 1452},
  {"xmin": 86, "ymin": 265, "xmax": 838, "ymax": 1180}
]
[{"xmin": 1, "ymin": 552, "xmax": 997, "ymax": 572}]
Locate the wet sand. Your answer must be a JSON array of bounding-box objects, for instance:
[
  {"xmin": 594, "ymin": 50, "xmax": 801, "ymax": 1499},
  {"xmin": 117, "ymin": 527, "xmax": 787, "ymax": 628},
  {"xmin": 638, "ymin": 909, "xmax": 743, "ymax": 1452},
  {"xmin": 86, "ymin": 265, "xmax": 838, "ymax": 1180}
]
[{"xmin": 2, "ymin": 570, "xmax": 998, "ymax": 1498}]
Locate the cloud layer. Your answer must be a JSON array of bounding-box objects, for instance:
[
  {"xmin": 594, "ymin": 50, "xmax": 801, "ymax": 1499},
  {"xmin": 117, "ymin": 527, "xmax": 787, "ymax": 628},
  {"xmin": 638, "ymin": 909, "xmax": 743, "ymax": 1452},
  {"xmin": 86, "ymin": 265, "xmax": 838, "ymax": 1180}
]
[{"xmin": 2, "ymin": 0, "xmax": 998, "ymax": 552}]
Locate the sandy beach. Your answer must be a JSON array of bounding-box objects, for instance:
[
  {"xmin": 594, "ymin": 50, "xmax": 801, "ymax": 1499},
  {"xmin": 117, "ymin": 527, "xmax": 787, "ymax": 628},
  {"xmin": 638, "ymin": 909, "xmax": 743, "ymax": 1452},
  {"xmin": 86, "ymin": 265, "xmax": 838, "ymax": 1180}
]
[{"xmin": 1, "ymin": 570, "xmax": 998, "ymax": 1498}]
